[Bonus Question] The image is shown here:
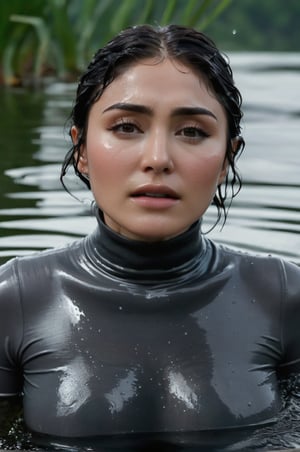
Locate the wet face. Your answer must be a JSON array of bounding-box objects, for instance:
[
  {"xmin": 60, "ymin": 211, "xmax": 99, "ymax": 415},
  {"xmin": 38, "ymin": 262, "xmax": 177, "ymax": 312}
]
[{"xmin": 73, "ymin": 58, "xmax": 230, "ymax": 241}]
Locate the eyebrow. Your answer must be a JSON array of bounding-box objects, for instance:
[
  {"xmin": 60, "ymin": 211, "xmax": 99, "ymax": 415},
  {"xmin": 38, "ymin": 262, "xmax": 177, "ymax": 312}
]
[{"xmin": 102, "ymin": 102, "xmax": 217, "ymax": 120}]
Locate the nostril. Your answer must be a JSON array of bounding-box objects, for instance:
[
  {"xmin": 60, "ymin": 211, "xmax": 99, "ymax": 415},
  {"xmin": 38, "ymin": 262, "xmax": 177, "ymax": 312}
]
[{"xmin": 144, "ymin": 165, "xmax": 172, "ymax": 174}]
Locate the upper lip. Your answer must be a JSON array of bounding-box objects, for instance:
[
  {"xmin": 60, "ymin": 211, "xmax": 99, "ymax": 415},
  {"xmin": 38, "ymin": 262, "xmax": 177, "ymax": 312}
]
[{"xmin": 131, "ymin": 184, "xmax": 180, "ymax": 199}]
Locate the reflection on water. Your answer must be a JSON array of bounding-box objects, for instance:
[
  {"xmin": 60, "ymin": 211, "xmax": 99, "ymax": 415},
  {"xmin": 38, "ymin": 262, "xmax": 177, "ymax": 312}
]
[{"xmin": 0, "ymin": 53, "xmax": 300, "ymax": 450}]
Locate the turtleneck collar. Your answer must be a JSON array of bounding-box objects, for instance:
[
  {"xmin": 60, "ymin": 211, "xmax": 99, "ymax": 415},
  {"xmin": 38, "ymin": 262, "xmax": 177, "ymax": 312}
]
[{"xmin": 84, "ymin": 209, "xmax": 211, "ymax": 281}]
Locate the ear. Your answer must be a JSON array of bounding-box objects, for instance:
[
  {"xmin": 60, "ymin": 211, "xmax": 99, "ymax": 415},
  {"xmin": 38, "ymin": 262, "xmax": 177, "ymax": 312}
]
[
  {"xmin": 71, "ymin": 126, "xmax": 88, "ymax": 175},
  {"xmin": 218, "ymin": 136, "xmax": 241, "ymax": 185},
  {"xmin": 218, "ymin": 156, "xmax": 229, "ymax": 185},
  {"xmin": 231, "ymin": 136, "xmax": 243, "ymax": 154}
]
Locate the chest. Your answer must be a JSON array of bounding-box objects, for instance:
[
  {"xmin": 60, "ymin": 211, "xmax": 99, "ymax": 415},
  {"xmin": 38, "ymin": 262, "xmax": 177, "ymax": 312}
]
[{"xmin": 21, "ymin": 284, "xmax": 282, "ymax": 436}]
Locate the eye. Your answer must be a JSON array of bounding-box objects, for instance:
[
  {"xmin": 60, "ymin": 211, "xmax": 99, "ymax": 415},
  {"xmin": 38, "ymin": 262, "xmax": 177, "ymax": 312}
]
[
  {"xmin": 108, "ymin": 119, "xmax": 143, "ymax": 135},
  {"xmin": 176, "ymin": 126, "xmax": 209, "ymax": 139}
]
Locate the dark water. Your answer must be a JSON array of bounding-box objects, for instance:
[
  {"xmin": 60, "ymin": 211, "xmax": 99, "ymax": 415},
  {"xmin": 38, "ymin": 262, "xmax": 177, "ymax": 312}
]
[{"xmin": 0, "ymin": 53, "xmax": 300, "ymax": 450}]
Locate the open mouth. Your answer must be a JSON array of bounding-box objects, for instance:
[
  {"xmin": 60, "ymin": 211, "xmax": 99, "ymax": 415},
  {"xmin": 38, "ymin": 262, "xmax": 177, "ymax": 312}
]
[
  {"xmin": 132, "ymin": 192, "xmax": 176, "ymax": 198},
  {"xmin": 130, "ymin": 185, "xmax": 180, "ymax": 207}
]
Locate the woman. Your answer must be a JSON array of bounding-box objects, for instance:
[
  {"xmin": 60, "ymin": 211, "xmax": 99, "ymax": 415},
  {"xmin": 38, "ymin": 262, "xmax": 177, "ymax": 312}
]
[{"xmin": 0, "ymin": 24, "xmax": 300, "ymax": 451}]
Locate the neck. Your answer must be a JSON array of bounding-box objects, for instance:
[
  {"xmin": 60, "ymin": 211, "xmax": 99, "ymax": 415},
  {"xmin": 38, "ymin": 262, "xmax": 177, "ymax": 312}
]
[{"xmin": 82, "ymin": 209, "xmax": 212, "ymax": 282}]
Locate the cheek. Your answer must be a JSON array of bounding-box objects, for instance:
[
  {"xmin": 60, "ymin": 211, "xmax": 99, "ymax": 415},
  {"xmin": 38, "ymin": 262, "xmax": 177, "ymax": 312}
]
[
  {"xmin": 85, "ymin": 135, "xmax": 119, "ymax": 179},
  {"xmin": 86, "ymin": 141, "xmax": 134, "ymax": 200},
  {"xmin": 183, "ymin": 154, "xmax": 226, "ymax": 190},
  {"xmin": 88, "ymin": 154, "xmax": 115, "ymax": 191}
]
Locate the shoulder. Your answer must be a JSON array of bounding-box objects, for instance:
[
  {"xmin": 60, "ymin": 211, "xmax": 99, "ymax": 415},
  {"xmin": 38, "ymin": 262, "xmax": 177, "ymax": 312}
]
[
  {"xmin": 0, "ymin": 257, "xmax": 20, "ymax": 301},
  {"xmin": 7, "ymin": 236, "xmax": 85, "ymax": 274},
  {"xmin": 211, "ymin": 239, "xmax": 288, "ymax": 272},
  {"xmin": 0, "ymin": 236, "xmax": 87, "ymax": 298},
  {"xmin": 209, "ymin": 239, "xmax": 300, "ymax": 294},
  {"xmin": 0, "ymin": 259, "xmax": 23, "ymax": 352}
]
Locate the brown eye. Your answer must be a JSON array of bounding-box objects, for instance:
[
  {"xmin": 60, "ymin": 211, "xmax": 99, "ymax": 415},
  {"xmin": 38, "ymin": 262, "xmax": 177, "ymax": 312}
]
[
  {"xmin": 185, "ymin": 127, "xmax": 209, "ymax": 137},
  {"xmin": 176, "ymin": 127, "xmax": 209, "ymax": 139},
  {"xmin": 117, "ymin": 123, "xmax": 137, "ymax": 133},
  {"xmin": 109, "ymin": 120, "xmax": 143, "ymax": 135}
]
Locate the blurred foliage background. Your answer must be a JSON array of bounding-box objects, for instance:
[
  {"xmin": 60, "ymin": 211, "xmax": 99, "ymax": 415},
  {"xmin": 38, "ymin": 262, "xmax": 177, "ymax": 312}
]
[{"xmin": 0, "ymin": 0, "xmax": 299, "ymax": 86}]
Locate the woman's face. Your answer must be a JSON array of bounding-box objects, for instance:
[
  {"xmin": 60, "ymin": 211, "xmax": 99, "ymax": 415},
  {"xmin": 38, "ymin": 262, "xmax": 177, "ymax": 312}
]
[{"xmin": 73, "ymin": 58, "xmax": 230, "ymax": 241}]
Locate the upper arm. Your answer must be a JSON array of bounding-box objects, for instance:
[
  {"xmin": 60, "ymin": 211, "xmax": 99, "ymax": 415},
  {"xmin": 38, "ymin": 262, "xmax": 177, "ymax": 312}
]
[
  {"xmin": 0, "ymin": 260, "xmax": 23, "ymax": 396},
  {"xmin": 279, "ymin": 260, "xmax": 300, "ymax": 375}
]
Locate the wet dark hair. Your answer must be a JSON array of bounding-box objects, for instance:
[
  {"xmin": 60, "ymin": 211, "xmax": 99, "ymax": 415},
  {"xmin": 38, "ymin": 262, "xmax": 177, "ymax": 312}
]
[{"xmin": 61, "ymin": 24, "xmax": 245, "ymax": 227}]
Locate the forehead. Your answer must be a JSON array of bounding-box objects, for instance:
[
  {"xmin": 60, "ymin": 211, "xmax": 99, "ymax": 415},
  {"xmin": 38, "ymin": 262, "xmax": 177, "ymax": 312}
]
[{"xmin": 96, "ymin": 58, "xmax": 224, "ymax": 115}]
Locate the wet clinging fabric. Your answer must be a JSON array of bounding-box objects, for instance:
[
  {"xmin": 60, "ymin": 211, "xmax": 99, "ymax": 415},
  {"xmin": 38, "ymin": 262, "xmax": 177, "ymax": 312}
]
[{"xmin": 0, "ymin": 212, "xmax": 300, "ymax": 448}]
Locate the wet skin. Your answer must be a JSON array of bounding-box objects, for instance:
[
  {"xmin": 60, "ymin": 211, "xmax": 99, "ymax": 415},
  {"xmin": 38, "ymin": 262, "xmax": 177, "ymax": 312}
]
[{"xmin": 72, "ymin": 58, "xmax": 235, "ymax": 241}]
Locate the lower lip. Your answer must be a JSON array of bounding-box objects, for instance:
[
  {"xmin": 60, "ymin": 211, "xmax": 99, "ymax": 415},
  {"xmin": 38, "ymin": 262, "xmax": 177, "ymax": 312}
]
[{"xmin": 130, "ymin": 196, "xmax": 179, "ymax": 209}]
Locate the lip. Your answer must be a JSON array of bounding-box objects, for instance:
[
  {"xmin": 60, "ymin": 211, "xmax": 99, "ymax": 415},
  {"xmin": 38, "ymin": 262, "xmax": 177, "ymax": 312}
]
[
  {"xmin": 130, "ymin": 184, "xmax": 180, "ymax": 209},
  {"xmin": 131, "ymin": 184, "xmax": 180, "ymax": 199}
]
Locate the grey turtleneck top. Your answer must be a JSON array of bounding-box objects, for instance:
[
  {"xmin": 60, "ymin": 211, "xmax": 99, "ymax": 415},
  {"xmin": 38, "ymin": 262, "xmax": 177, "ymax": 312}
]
[{"xmin": 0, "ymin": 213, "xmax": 300, "ymax": 450}]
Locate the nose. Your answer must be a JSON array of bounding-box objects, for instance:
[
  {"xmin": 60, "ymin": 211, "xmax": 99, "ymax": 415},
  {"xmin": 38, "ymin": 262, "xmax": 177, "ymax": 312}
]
[{"xmin": 140, "ymin": 129, "xmax": 174, "ymax": 174}]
